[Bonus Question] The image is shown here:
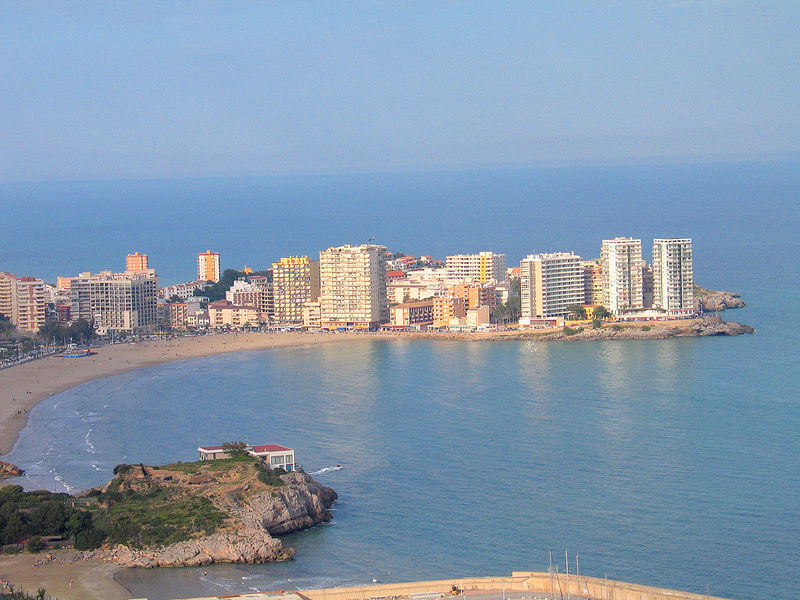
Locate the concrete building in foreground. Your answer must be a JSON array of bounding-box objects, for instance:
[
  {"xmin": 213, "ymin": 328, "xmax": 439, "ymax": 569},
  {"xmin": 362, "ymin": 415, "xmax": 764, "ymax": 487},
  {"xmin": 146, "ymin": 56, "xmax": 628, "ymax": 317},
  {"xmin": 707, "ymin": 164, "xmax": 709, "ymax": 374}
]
[
  {"xmin": 601, "ymin": 237, "xmax": 644, "ymax": 315},
  {"xmin": 519, "ymin": 252, "xmax": 584, "ymax": 322},
  {"xmin": 652, "ymin": 238, "xmax": 694, "ymax": 316},
  {"xmin": 197, "ymin": 250, "xmax": 221, "ymax": 283},
  {"xmin": 272, "ymin": 256, "xmax": 320, "ymax": 324},
  {"xmin": 0, "ymin": 272, "xmax": 47, "ymax": 332},
  {"xmin": 319, "ymin": 244, "xmax": 387, "ymax": 330},
  {"xmin": 446, "ymin": 251, "xmax": 507, "ymax": 284}
]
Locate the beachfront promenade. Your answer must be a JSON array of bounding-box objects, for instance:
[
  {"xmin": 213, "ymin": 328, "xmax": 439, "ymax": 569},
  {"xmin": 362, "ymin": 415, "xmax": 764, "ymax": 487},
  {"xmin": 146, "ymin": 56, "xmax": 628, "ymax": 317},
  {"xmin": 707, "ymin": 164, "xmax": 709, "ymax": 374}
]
[{"xmin": 159, "ymin": 572, "xmax": 733, "ymax": 600}]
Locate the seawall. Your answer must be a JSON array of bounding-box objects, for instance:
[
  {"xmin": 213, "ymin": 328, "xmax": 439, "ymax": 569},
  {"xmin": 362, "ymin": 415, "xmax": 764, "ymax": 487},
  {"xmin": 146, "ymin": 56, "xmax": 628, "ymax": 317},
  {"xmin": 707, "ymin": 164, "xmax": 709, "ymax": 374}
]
[{"xmin": 301, "ymin": 572, "xmax": 732, "ymax": 600}]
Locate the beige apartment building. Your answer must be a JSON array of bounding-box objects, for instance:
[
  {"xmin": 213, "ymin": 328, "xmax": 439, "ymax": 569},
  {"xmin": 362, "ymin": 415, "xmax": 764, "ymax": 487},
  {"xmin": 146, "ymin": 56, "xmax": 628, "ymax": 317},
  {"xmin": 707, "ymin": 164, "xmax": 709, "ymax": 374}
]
[
  {"xmin": 652, "ymin": 238, "xmax": 694, "ymax": 315},
  {"xmin": 389, "ymin": 300, "xmax": 434, "ymax": 328},
  {"xmin": 67, "ymin": 270, "xmax": 158, "ymax": 333},
  {"xmin": 446, "ymin": 283, "xmax": 496, "ymax": 310},
  {"xmin": 319, "ymin": 244, "xmax": 388, "ymax": 330},
  {"xmin": 445, "ymin": 251, "xmax": 507, "ymax": 284},
  {"xmin": 581, "ymin": 260, "xmax": 604, "ymax": 306},
  {"xmin": 601, "ymin": 237, "xmax": 644, "ymax": 315},
  {"xmin": 432, "ymin": 296, "xmax": 466, "ymax": 328},
  {"xmin": 207, "ymin": 300, "xmax": 259, "ymax": 329},
  {"xmin": 126, "ymin": 252, "xmax": 149, "ymax": 272},
  {"xmin": 519, "ymin": 252, "xmax": 584, "ymax": 322},
  {"xmin": 225, "ymin": 279, "xmax": 262, "ymax": 308},
  {"xmin": 302, "ymin": 300, "xmax": 322, "ymax": 328},
  {"xmin": 249, "ymin": 275, "xmax": 275, "ymax": 322},
  {"xmin": 272, "ymin": 256, "xmax": 320, "ymax": 324},
  {"xmin": 197, "ymin": 250, "xmax": 221, "ymax": 283},
  {"xmin": 0, "ymin": 272, "xmax": 47, "ymax": 332}
]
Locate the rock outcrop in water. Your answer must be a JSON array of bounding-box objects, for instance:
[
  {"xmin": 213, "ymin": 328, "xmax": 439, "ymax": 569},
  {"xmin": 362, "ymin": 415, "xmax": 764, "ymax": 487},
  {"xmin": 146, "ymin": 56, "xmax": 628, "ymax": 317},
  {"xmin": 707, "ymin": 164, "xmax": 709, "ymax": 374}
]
[
  {"xmin": 0, "ymin": 461, "xmax": 24, "ymax": 479},
  {"xmin": 694, "ymin": 286, "xmax": 746, "ymax": 312},
  {"xmin": 84, "ymin": 463, "xmax": 337, "ymax": 568},
  {"xmin": 536, "ymin": 316, "xmax": 754, "ymax": 341}
]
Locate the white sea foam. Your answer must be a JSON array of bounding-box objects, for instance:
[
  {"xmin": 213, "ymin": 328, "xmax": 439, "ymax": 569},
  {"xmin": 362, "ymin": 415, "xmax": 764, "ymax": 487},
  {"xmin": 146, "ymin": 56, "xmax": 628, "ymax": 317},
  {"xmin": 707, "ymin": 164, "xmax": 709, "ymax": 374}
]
[
  {"xmin": 309, "ymin": 465, "xmax": 343, "ymax": 475},
  {"xmin": 84, "ymin": 427, "xmax": 97, "ymax": 454}
]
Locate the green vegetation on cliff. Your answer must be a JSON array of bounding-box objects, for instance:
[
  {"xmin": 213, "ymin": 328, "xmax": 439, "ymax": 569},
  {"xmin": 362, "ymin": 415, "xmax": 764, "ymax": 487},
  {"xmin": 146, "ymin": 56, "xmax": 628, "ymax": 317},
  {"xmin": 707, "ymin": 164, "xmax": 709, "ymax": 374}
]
[{"xmin": 0, "ymin": 458, "xmax": 294, "ymax": 552}]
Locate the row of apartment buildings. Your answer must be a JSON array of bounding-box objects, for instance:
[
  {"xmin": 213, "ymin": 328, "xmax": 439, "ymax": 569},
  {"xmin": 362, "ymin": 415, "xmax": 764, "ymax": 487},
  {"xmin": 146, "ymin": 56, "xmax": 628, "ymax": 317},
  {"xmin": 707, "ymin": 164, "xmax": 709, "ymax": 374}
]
[
  {"xmin": 2, "ymin": 239, "xmax": 693, "ymax": 335},
  {"xmin": 518, "ymin": 237, "xmax": 694, "ymax": 324}
]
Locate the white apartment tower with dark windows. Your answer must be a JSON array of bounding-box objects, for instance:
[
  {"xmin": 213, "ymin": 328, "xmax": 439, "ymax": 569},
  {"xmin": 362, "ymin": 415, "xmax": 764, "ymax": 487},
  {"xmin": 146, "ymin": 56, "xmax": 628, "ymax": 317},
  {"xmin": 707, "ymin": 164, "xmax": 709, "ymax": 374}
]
[
  {"xmin": 652, "ymin": 238, "xmax": 694, "ymax": 316},
  {"xmin": 519, "ymin": 252, "xmax": 584, "ymax": 321},
  {"xmin": 601, "ymin": 237, "xmax": 644, "ymax": 315},
  {"xmin": 319, "ymin": 244, "xmax": 388, "ymax": 330}
]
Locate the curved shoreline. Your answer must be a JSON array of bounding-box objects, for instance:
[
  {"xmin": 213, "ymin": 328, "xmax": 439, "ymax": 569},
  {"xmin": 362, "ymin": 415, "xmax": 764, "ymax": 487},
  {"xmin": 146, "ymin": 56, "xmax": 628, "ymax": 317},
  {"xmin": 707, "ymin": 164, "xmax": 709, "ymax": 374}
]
[
  {"xmin": 0, "ymin": 331, "xmax": 391, "ymax": 457},
  {"xmin": 0, "ymin": 318, "xmax": 752, "ymax": 458}
]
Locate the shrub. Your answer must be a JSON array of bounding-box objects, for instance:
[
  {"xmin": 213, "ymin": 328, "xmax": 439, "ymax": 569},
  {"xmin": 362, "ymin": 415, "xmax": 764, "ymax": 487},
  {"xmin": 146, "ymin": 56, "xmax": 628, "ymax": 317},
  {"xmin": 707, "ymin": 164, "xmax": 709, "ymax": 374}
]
[
  {"xmin": 27, "ymin": 536, "xmax": 45, "ymax": 553},
  {"xmin": 113, "ymin": 464, "xmax": 133, "ymax": 475},
  {"xmin": 255, "ymin": 463, "xmax": 286, "ymax": 487},
  {"xmin": 611, "ymin": 324, "xmax": 624, "ymax": 331},
  {"xmin": 641, "ymin": 325, "xmax": 651, "ymax": 331},
  {"xmin": 592, "ymin": 320, "xmax": 603, "ymax": 329},
  {"xmin": 563, "ymin": 326, "xmax": 577, "ymax": 336}
]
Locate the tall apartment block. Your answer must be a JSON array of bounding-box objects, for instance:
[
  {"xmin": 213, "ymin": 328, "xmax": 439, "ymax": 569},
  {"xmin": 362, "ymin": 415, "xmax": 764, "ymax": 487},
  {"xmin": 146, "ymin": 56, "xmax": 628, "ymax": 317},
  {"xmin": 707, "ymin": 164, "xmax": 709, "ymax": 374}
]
[
  {"xmin": 581, "ymin": 260, "xmax": 604, "ymax": 305},
  {"xmin": 519, "ymin": 252, "xmax": 584, "ymax": 321},
  {"xmin": 601, "ymin": 237, "xmax": 644, "ymax": 315},
  {"xmin": 445, "ymin": 251, "xmax": 507, "ymax": 284},
  {"xmin": 126, "ymin": 252, "xmax": 149, "ymax": 272},
  {"xmin": 68, "ymin": 270, "xmax": 158, "ymax": 332},
  {"xmin": 272, "ymin": 256, "xmax": 320, "ymax": 324},
  {"xmin": 198, "ymin": 250, "xmax": 221, "ymax": 283},
  {"xmin": 319, "ymin": 244, "xmax": 387, "ymax": 330},
  {"xmin": 249, "ymin": 275, "xmax": 274, "ymax": 322},
  {"xmin": 0, "ymin": 272, "xmax": 47, "ymax": 331},
  {"xmin": 652, "ymin": 238, "xmax": 694, "ymax": 316}
]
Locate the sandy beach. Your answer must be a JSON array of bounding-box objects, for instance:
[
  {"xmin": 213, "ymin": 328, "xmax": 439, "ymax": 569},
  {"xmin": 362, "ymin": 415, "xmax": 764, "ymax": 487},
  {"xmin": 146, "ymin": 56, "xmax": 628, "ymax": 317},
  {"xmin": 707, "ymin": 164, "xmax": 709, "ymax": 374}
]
[
  {"xmin": 0, "ymin": 331, "xmax": 392, "ymax": 457},
  {"xmin": 0, "ymin": 550, "xmax": 129, "ymax": 600}
]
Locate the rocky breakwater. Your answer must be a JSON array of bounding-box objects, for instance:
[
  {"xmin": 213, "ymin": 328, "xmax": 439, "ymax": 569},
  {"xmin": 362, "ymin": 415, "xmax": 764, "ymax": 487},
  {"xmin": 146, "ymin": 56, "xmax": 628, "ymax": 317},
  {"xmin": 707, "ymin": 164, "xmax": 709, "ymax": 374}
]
[{"xmin": 83, "ymin": 460, "xmax": 337, "ymax": 568}]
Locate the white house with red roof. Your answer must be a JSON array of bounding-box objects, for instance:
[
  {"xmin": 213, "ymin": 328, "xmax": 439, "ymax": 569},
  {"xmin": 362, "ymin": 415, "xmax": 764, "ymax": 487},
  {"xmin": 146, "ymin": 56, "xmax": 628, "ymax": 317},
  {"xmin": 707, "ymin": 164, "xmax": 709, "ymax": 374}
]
[{"xmin": 197, "ymin": 443, "xmax": 296, "ymax": 471}]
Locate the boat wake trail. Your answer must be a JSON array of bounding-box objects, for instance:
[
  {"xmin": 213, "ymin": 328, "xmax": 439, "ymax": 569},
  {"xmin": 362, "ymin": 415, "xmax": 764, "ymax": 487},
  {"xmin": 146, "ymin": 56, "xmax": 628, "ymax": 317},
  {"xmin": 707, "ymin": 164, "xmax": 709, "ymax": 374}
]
[{"xmin": 309, "ymin": 465, "xmax": 343, "ymax": 475}]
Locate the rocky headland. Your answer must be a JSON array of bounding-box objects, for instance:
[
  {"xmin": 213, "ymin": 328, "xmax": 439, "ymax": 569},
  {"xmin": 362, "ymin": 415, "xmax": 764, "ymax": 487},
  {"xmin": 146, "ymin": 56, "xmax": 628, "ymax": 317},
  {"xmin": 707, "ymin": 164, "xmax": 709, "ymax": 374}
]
[
  {"xmin": 536, "ymin": 316, "xmax": 754, "ymax": 341},
  {"xmin": 694, "ymin": 285, "xmax": 747, "ymax": 312},
  {"xmin": 81, "ymin": 460, "xmax": 337, "ymax": 567},
  {"xmin": 0, "ymin": 460, "xmax": 24, "ymax": 479}
]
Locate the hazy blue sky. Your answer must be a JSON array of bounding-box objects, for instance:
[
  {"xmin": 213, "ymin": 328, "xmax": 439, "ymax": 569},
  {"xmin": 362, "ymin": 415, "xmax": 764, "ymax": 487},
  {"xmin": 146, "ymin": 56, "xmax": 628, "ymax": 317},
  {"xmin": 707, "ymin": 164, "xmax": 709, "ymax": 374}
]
[{"xmin": 1, "ymin": 2, "xmax": 798, "ymax": 182}]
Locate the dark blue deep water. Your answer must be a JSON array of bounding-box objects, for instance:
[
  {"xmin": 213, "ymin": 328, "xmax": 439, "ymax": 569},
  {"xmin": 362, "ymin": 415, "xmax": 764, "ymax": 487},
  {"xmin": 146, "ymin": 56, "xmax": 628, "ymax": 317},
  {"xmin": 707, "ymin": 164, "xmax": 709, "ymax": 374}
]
[{"xmin": 2, "ymin": 161, "xmax": 799, "ymax": 600}]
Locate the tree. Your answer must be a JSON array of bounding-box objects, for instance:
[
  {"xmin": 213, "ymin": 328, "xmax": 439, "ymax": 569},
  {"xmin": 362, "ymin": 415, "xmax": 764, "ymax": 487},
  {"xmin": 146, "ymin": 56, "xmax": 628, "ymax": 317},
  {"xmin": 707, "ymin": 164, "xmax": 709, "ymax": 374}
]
[
  {"xmin": 27, "ymin": 535, "xmax": 45, "ymax": 553},
  {"xmin": 566, "ymin": 304, "xmax": 587, "ymax": 319},
  {"xmin": 222, "ymin": 441, "xmax": 249, "ymax": 459},
  {"xmin": 593, "ymin": 306, "xmax": 611, "ymax": 320}
]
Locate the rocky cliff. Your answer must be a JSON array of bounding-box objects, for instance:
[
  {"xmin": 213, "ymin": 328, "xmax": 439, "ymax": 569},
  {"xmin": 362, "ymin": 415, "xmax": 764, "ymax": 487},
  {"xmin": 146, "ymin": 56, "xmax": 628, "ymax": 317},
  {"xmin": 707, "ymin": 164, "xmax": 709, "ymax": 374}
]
[
  {"xmin": 0, "ymin": 461, "xmax": 24, "ymax": 480},
  {"xmin": 694, "ymin": 286, "xmax": 746, "ymax": 312},
  {"xmin": 533, "ymin": 316, "xmax": 753, "ymax": 342},
  {"xmin": 84, "ymin": 464, "xmax": 337, "ymax": 568}
]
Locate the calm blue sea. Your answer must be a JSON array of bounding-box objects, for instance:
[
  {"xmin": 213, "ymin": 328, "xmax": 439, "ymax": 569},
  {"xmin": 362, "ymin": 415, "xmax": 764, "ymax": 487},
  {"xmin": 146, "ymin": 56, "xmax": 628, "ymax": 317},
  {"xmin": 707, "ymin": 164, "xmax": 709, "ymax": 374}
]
[{"xmin": 1, "ymin": 161, "xmax": 799, "ymax": 600}]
